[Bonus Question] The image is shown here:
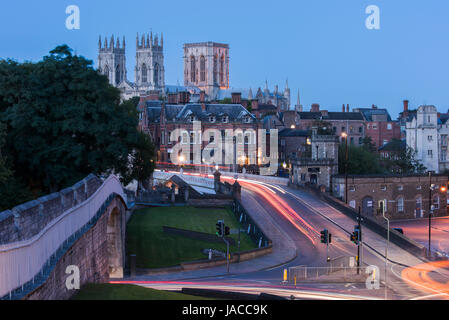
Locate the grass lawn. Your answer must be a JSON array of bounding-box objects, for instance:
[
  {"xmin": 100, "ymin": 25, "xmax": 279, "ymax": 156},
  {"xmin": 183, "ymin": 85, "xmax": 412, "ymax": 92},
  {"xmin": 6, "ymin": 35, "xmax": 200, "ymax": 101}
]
[
  {"xmin": 126, "ymin": 206, "xmax": 256, "ymax": 269},
  {"xmin": 72, "ymin": 283, "xmax": 210, "ymax": 300}
]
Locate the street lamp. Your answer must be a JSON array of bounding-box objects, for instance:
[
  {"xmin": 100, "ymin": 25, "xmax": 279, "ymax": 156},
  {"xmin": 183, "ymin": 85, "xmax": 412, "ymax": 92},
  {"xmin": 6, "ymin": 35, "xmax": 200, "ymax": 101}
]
[
  {"xmin": 427, "ymin": 172, "xmax": 446, "ymax": 257},
  {"xmin": 341, "ymin": 132, "xmax": 349, "ymax": 204}
]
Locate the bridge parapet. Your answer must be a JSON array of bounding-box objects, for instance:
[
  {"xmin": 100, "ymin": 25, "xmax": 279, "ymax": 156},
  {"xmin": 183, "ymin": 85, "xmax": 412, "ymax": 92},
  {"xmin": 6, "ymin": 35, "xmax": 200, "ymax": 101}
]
[
  {"xmin": 0, "ymin": 174, "xmax": 102, "ymax": 245},
  {"xmin": 0, "ymin": 175, "xmax": 127, "ymax": 299}
]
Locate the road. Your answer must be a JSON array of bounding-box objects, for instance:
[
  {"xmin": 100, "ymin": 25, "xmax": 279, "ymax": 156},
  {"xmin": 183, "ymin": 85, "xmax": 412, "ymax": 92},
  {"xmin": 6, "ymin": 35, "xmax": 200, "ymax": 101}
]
[
  {"xmin": 391, "ymin": 217, "xmax": 449, "ymax": 258},
  {"xmin": 118, "ymin": 173, "xmax": 449, "ymax": 300}
]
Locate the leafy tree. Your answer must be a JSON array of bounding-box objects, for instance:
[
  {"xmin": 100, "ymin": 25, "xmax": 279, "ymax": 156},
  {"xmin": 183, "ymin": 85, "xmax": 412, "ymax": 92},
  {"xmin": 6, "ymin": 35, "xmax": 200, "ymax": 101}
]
[
  {"xmin": 0, "ymin": 45, "xmax": 155, "ymax": 196},
  {"xmin": 380, "ymin": 139, "xmax": 427, "ymax": 174},
  {"xmin": 361, "ymin": 136, "xmax": 377, "ymax": 153},
  {"xmin": 338, "ymin": 143, "xmax": 383, "ymax": 175}
]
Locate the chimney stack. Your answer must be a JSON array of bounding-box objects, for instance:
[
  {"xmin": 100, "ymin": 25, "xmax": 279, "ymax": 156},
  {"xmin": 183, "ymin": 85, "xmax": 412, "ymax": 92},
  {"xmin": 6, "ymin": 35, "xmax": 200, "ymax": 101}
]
[
  {"xmin": 403, "ymin": 100, "xmax": 409, "ymax": 112},
  {"xmin": 200, "ymin": 90, "xmax": 206, "ymax": 112},
  {"xmin": 231, "ymin": 92, "xmax": 242, "ymax": 104},
  {"xmin": 311, "ymin": 103, "xmax": 320, "ymax": 112},
  {"xmin": 342, "ymin": 104, "xmax": 345, "ymax": 113},
  {"xmin": 346, "ymin": 104, "xmax": 350, "ymax": 113}
]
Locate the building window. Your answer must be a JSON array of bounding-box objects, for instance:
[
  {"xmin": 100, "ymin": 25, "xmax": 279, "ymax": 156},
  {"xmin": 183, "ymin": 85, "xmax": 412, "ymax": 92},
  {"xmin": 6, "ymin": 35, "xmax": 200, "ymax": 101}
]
[
  {"xmin": 142, "ymin": 64, "xmax": 147, "ymax": 83},
  {"xmin": 190, "ymin": 56, "xmax": 196, "ymax": 82},
  {"xmin": 359, "ymin": 126, "xmax": 363, "ymax": 133},
  {"xmin": 381, "ymin": 185, "xmax": 387, "ymax": 191},
  {"xmin": 417, "ymin": 185, "xmax": 422, "ymax": 190},
  {"xmin": 209, "ymin": 116, "xmax": 216, "ymax": 123},
  {"xmin": 349, "ymin": 200, "xmax": 356, "ymax": 208},
  {"xmin": 397, "ymin": 197, "xmax": 404, "ymax": 213},
  {"xmin": 209, "ymin": 135, "xmax": 215, "ymax": 143},
  {"xmin": 428, "ymin": 135, "xmax": 433, "ymax": 141},
  {"xmin": 373, "ymin": 124, "xmax": 377, "ymax": 130},
  {"xmin": 154, "ymin": 63, "xmax": 159, "ymax": 86},
  {"xmin": 182, "ymin": 132, "xmax": 189, "ymax": 144},
  {"xmin": 222, "ymin": 116, "xmax": 229, "ymax": 123},
  {"xmin": 342, "ymin": 126, "xmax": 346, "ymax": 133},
  {"xmin": 428, "ymin": 150, "xmax": 433, "ymax": 158},
  {"xmin": 200, "ymin": 56, "xmax": 206, "ymax": 82},
  {"xmin": 220, "ymin": 55, "xmax": 224, "ymax": 85},
  {"xmin": 398, "ymin": 185, "xmax": 403, "ymax": 191},
  {"xmin": 383, "ymin": 140, "xmax": 388, "ymax": 146},
  {"xmin": 387, "ymin": 123, "xmax": 392, "ymax": 130},
  {"xmin": 349, "ymin": 185, "xmax": 356, "ymax": 192},
  {"xmin": 213, "ymin": 55, "xmax": 218, "ymax": 85}
]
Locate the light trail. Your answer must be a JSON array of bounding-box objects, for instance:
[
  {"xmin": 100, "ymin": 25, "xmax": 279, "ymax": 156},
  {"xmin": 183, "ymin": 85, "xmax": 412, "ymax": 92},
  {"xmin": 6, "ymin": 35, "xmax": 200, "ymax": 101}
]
[
  {"xmin": 109, "ymin": 280, "xmax": 377, "ymax": 300},
  {"xmin": 401, "ymin": 260, "xmax": 449, "ymax": 299}
]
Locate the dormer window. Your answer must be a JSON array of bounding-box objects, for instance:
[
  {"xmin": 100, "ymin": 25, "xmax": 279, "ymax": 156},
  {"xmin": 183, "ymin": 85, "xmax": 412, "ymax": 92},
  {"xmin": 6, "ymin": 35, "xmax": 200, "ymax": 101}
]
[
  {"xmin": 189, "ymin": 116, "xmax": 195, "ymax": 122},
  {"xmin": 244, "ymin": 116, "xmax": 252, "ymax": 123},
  {"xmin": 222, "ymin": 116, "xmax": 229, "ymax": 123},
  {"xmin": 209, "ymin": 116, "xmax": 216, "ymax": 123}
]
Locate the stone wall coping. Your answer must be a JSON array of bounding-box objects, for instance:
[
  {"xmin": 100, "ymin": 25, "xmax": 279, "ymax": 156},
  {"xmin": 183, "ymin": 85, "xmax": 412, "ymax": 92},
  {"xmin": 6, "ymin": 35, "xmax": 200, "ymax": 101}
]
[
  {"xmin": 12, "ymin": 200, "xmax": 41, "ymax": 213},
  {"xmin": 37, "ymin": 193, "xmax": 60, "ymax": 203},
  {"xmin": 0, "ymin": 210, "xmax": 13, "ymax": 223}
]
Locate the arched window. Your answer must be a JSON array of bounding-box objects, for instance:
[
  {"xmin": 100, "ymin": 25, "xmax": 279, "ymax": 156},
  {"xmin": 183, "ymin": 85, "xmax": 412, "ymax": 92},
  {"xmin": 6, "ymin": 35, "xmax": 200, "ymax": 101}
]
[
  {"xmin": 142, "ymin": 64, "xmax": 147, "ymax": 83},
  {"xmin": 115, "ymin": 65, "xmax": 121, "ymax": 85},
  {"xmin": 154, "ymin": 63, "xmax": 159, "ymax": 86},
  {"xmin": 190, "ymin": 56, "xmax": 196, "ymax": 82},
  {"xmin": 219, "ymin": 55, "xmax": 224, "ymax": 84},
  {"xmin": 104, "ymin": 65, "xmax": 109, "ymax": 77},
  {"xmin": 213, "ymin": 55, "xmax": 218, "ymax": 84},
  {"xmin": 200, "ymin": 56, "xmax": 206, "ymax": 82}
]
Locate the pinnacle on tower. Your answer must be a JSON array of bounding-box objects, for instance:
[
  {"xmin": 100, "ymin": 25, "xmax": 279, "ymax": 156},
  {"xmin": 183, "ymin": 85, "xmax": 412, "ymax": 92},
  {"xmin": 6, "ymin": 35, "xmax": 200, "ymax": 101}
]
[
  {"xmin": 110, "ymin": 35, "xmax": 114, "ymax": 49},
  {"xmin": 161, "ymin": 33, "xmax": 164, "ymax": 48},
  {"xmin": 150, "ymin": 32, "xmax": 153, "ymax": 48},
  {"xmin": 141, "ymin": 35, "xmax": 145, "ymax": 48},
  {"xmin": 116, "ymin": 37, "xmax": 120, "ymax": 48},
  {"xmin": 155, "ymin": 34, "xmax": 159, "ymax": 46},
  {"xmin": 105, "ymin": 37, "xmax": 108, "ymax": 49},
  {"xmin": 123, "ymin": 36, "xmax": 125, "ymax": 49},
  {"xmin": 136, "ymin": 33, "xmax": 139, "ymax": 47},
  {"xmin": 286, "ymin": 78, "xmax": 289, "ymax": 89},
  {"xmin": 99, "ymin": 36, "xmax": 102, "ymax": 49},
  {"xmin": 146, "ymin": 34, "xmax": 150, "ymax": 48}
]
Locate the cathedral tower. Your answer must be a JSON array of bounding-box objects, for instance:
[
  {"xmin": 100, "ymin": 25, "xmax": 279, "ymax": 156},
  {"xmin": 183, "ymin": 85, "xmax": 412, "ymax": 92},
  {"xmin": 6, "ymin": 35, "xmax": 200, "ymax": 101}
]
[
  {"xmin": 183, "ymin": 42, "xmax": 229, "ymax": 100},
  {"xmin": 135, "ymin": 32, "xmax": 165, "ymax": 92},
  {"xmin": 98, "ymin": 35, "xmax": 127, "ymax": 86}
]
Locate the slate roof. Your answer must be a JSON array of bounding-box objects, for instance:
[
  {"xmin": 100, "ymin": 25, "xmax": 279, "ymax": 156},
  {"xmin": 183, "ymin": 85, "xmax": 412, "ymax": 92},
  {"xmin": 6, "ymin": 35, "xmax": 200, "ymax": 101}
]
[
  {"xmin": 297, "ymin": 112, "xmax": 364, "ymax": 121},
  {"xmin": 143, "ymin": 102, "xmax": 255, "ymax": 124},
  {"xmin": 279, "ymin": 128, "xmax": 310, "ymax": 137},
  {"xmin": 356, "ymin": 108, "xmax": 392, "ymax": 122},
  {"xmin": 378, "ymin": 139, "xmax": 406, "ymax": 151}
]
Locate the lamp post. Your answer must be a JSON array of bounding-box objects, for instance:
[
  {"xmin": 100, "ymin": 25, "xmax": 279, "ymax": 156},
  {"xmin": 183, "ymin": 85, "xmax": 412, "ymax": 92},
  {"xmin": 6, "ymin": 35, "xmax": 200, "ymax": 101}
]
[
  {"xmin": 341, "ymin": 132, "xmax": 349, "ymax": 204},
  {"xmin": 428, "ymin": 171, "xmax": 432, "ymax": 257}
]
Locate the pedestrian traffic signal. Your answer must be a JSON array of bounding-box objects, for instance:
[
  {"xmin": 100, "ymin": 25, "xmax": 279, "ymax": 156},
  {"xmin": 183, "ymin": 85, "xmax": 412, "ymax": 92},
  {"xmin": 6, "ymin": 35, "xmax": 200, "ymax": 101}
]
[
  {"xmin": 224, "ymin": 226, "xmax": 230, "ymax": 236},
  {"xmin": 216, "ymin": 221, "xmax": 224, "ymax": 237},
  {"xmin": 320, "ymin": 229, "xmax": 329, "ymax": 244}
]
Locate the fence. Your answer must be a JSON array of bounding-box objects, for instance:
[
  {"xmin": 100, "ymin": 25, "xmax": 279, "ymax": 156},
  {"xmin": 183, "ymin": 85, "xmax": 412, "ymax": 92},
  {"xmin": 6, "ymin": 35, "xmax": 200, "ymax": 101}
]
[
  {"xmin": 287, "ymin": 265, "xmax": 371, "ymax": 283},
  {"xmin": 231, "ymin": 199, "xmax": 272, "ymax": 248},
  {"xmin": 0, "ymin": 175, "xmax": 126, "ymax": 299}
]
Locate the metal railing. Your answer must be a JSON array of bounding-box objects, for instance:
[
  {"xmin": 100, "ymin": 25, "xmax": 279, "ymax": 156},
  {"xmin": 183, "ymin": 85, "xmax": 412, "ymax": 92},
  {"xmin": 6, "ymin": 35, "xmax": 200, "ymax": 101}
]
[{"xmin": 0, "ymin": 175, "xmax": 126, "ymax": 299}]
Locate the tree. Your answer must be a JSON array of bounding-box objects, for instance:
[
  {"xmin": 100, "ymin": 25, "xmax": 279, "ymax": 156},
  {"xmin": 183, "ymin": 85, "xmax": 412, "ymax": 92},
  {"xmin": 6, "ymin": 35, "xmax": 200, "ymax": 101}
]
[
  {"xmin": 380, "ymin": 139, "xmax": 426, "ymax": 174},
  {"xmin": 0, "ymin": 45, "xmax": 155, "ymax": 195},
  {"xmin": 361, "ymin": 136, "xmax": 377, "ymax": 153},
  {"xmin": 338, "ymin": 143, "xmax": 383, "ymax": 175}
]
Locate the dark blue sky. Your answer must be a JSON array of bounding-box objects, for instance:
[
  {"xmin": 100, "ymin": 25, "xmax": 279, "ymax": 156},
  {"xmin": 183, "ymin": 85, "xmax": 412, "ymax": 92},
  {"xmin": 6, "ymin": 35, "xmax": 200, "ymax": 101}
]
[{"xmin": 1, "ymin": 0, "xmax": 448, "ymax": 118}]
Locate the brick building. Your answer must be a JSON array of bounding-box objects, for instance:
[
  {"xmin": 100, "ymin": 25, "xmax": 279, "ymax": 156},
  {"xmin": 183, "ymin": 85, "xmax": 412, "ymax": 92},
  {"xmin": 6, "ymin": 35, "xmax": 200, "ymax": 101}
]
[
  {"xmin": 137, "ymin": 93, "xmax": 261, "ymax": 171},
  {"xmin": 296, "ymin": 104, "xmax": 366, "ymax": 146},
  {"xmin": 332, "ymin": 174, "xmax": 448, "ymax": 221},
  {"xmin": 354, "ymin": 106, "xmax": 401, "ymax": 149}
]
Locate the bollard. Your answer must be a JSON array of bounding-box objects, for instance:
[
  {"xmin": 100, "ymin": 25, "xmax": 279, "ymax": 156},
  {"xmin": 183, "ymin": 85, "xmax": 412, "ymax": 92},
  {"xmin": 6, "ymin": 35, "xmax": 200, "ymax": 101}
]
[
  {"xmin": 294, "ymin": 275, "xmax": 297, "ymax": 288},
  {"xmin": 130, "ymin": 254, "xmax": 137, "ymax": 278},
  {"xmin": 283, "ymin": 269, "xmax": 288, "ymax": 284}
]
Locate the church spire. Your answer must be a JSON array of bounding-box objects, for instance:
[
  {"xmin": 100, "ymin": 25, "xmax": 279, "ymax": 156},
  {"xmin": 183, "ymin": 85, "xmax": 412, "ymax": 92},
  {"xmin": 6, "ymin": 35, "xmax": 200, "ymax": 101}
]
[{"xmin": 248, "ymin": 88, "xmax": 253, "ymax": 101}]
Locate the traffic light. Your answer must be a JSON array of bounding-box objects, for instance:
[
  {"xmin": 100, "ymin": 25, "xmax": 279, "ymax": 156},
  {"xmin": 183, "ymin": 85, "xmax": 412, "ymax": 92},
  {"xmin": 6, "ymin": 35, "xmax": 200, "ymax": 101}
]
[
  {"xmin": 350, "ymin": 226, "xmax": 361, "ymax": 244},
  {"xmin": 328, "ymin": 233, "xmax": 332, "ymax": 244},
  {"xmin": 350, "ymin": 232, "xmax": 357, "ymax": 243},
  {"xmin": 216, "ymin": 221, "xmax": 224, "ymax": 237},
  {"xmin": 224, "ymin": 226, "xmax": 230, "ymax": 236},
  {"xmin": 320, "ymin": 229, "xmax": 329, "ymax": 244}
]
